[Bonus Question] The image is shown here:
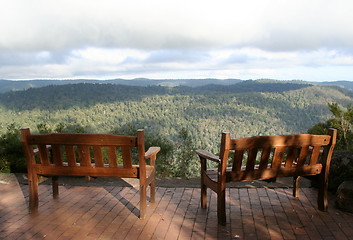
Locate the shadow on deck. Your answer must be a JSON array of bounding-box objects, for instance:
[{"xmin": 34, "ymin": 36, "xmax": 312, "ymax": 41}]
[{"xmin": 0, "ymin": 175, "xmax": 352, "ymax": 240}]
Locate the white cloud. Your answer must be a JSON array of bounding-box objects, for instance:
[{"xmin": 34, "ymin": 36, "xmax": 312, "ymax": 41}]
[{"xmin": 0, "ymin": 0, "xmax": 353, "ymax": 80}]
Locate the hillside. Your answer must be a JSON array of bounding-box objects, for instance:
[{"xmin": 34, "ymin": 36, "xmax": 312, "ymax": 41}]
[
  {"xmin": 1, "ymin": 81, "xmax": 352, "ymax": 153},
  {"xmin": 0, "ymin": 78, "xmax": 242, "ymax": 93},
  {"xmin": 1, "ymin": 78, "xmax": 353, "ymax": 93}
]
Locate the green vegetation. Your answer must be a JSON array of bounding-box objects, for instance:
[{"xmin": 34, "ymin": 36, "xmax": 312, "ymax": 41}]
[
  {"xmin": 1, "ymin": 81, "xmax": 353, "ymax": 176},
  {"xmin": 0, "ymin": 123, "xmax": 26, "ymax": 173},
  {"xmin": 308, "ymin": 103, "xmax": 353, "ymax": 151}
]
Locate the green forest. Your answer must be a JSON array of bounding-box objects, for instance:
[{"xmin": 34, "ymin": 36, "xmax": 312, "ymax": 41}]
[{"xmin": 1, "ymin": 80, "xmax": 353, "ymax": 176}]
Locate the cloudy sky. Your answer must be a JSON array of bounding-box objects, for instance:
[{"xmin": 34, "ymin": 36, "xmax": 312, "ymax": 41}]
[{"xmin": 1, "ymin": 0, "xmax": 353, "ymax": 81}]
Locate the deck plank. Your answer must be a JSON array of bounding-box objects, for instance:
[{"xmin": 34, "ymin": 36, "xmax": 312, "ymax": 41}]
[{"xmin": 1, "ymin": 181, "xmax": 353, "ymax": 240}]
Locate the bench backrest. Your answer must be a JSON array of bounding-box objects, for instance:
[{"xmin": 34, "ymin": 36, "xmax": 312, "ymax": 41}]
[
  {"xmin": 21, "ymin": 128, "xmax": 146, "ymax": 178},
  {"xmin": 219, "ymin": 128, "xmax": 337, "ymax": 181}
]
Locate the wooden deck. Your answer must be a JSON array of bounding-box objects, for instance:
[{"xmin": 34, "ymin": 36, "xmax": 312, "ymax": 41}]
[{"xmin": 1, "ymin": 180, "xmax": 353, "ymax": 239}]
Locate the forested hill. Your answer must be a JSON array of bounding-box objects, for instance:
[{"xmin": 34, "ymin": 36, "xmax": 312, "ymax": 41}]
[
  {"xmin": 1, "ymin": 81, "xmax": 353, "ymax": 152},
  {"xmin": 1, "ymin": 78, "xmax": 353, "ymax": 93}
]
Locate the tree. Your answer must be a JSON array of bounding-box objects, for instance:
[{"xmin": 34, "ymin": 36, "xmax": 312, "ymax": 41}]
[
  {"xmin": 328, "ymin": 103, "xmax": 353, "ymax": 150},
  {"xmin": 0, "ymin": 123, "xmax": 26, "ymax": 172},
  {"xmin": 174, "ymin": 127, "xmax": 199, "ymax": 178},
  {"xmin": 308, "ymin": 103, "xmax": 353, "ymax": 151}
]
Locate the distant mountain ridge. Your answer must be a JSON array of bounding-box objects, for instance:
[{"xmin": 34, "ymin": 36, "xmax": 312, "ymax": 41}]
[
  {"xmin": 1, "ymin": 78, "xmax": 352, "ymax": 93},
  {"xmin": 0, "ymin": 78, "xmax": 242, "ymax": 93}
]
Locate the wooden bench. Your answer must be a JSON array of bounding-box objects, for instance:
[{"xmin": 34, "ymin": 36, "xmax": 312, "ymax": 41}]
[
  {"xmin": 196, "ymin": 129, "xmax": 337, "ymax": 225},
  {"xmin": 21, "ymin": 128, "xmax": 160, "ymax": 219}
]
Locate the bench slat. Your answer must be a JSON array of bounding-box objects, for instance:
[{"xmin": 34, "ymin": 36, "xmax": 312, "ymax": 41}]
[
  {"xmin": 232, "ymin": 150, "xmax": 243, "ymax": 171},
  {"xmin": 38, "ymin": 144, "xmax": 50, "ymax": 166},
  {"xmin": 284, "ymin": 146, "xmax": 298, "ymax": 167},
  {"xmin": 34, "ymin": 165, "xmax": 139, "ymax": 177},
  {"xmin": 227, "ymin": 164, "xmax": 323, "ymax": 182},
  {"xmin": 297, "ymin": 146, "xmax": 309, "ymax": 167},
  {"xmin": 27, "ymin": 133, "xmax": 137, "ymax": 146},
  {"xmin": 310, "ymin": 146, "xmax": 322, "ymax": 165},
  {"xmin": 52, "ymin": 145, "xmax": 63, "ymax": 167},
  {"xmin": 271, "ymin": 146, "xmax": 285, "ymax": 169},
  {"xmin": 93, "ymin": 146, "xmax": 104, "ymax": 167},
  {"xmin": 231, "ymin": 134, "xmax": 331, "ymax": 150},
  {"xmin": 65, "ymin": 145, "xmax": 77, "ymax": 167},
  {"xmin": 258, "ymin": 147, "xmax": 271, "ymax": 170},
  {"xmin": 78, "ymin": 145, "xmax": 91, "ymax": 167},
  {"xmin": 245, "ymin": 148, "xmax": 258, "ymax": 171},
  {"xmin": 107, "ymin": 146, "xmax": 118, "ymax": 168},
  {"xmin": 122, "ymin": 146, "xmax": 132, "ymax": 168}
]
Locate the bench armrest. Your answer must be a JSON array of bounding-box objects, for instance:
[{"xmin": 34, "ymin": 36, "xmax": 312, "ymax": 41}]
[
  {"xmin": 145, "ymin": 147, "xmax": 160, "ymax": 159},
  {"xmin": 196, "ymin": 150, "xmax": 220, "ymax": 163}
]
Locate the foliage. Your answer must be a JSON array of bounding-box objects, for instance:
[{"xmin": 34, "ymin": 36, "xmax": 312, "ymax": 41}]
[
  {"xmin": 0, "ymin": 123, "xmax": 27, "ymax": 172},
  {"xmin": 1, "ymin": 82, "xmax": 353, "ymax": 175},
  {"xmin": 172, "ymin": 128, "xmax": 199, "ymax": 178},
  {"xmin": 328, "ymin": 103, "xmax": 353, "ymax": 150},
  {"xmin": 0, "ymin": 156, "xmax": 10, "ymax": 173},
  {"xmin": 308, "ymin": 103, "xmax": 353, "ymax": 151}
]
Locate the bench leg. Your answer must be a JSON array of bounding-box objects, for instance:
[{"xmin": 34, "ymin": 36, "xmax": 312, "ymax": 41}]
[
  {"xmin": 318, "ymin": 176, "xmax": 328, "ymax": 211},
  {"xmin": 140, "ymin": 184, "xmax": 147, "ymax": 219},
  {"xmin": 200, "ymin": 159, "xmax": 207, "ymax": 209},
  {"xmin": 28, "ymin": 173, "xmax": 39, "ymax": 213},
  {"xmin": 150, "ymin": 180, "xmax": 155, "ymax": 204},
  {"xmin": 52, "ymin": 176, "xmax": 59, "ymax": 199},
  {"xmin": 201, "ymin": 177, "xmax": 207, "ymax": 209},
  {"xmin": 293, "ymin": 176, "xmax": 300, "ymax": 198},
  {"xmin": 217, "ymin": 189, "xmax": 226, "ymax": 225}
]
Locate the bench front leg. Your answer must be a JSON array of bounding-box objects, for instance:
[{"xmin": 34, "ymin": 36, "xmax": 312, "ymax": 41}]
[
  {"xmin": 28, "ymin": 172, "xmax": 39, "ymax": 213},
  {"xmin": 293, "ymin": 176, "xmax": 300, "ymax": 198},
  {"xmin": 52, "ymin": 176, "xmax": 59, "ymax": 199}
]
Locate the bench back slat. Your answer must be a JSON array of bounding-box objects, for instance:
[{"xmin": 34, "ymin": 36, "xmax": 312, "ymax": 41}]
[
  {"xmin": 107, "ymin": 146, "xmax": 118, "ymax": 168},
  {"xmin": 297, "ymin": 146, "xmax": 309, "ymax": 167},
  {"xmin": 78, "ymin": 145, "xmax": 91, "ymax": 167},
  {"xmin": 284, "ymin": 146, "xmax": 298, "ymax": 167},
  {"xmin": 52, "ymin": 145, "xmax": 63, "ymax": 167},
  {"xmin": 310, "ymin": 146, "xmax": 322, "ymax": 165},
  {"xmin": 93, "ymin": 146, "xmax": 104, "ymax": 167},
  {"xmin": 65, "ymin": 145, "xmax": 77, "ymax": 167},
  {"xmin": 258, "ymin": 147, "xmax": 271, "ymax": 170},
  {"xmin": 121, "ymin": 146, "xmax": 133, "ymax": 168},
  {"xmin": 38, "ymin": 144, "xmax": 50, "ymax": 166},
  {"xmin": 245, "ymin": 148, "xmax": 258, "ymax": 171},
  {"xmin": 271, "ymin": 146, "xmax": 286, "ymax": 169},
  {"xmin": 232, "ymin": 150, "xmax": 243, "ymax": 172}
]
